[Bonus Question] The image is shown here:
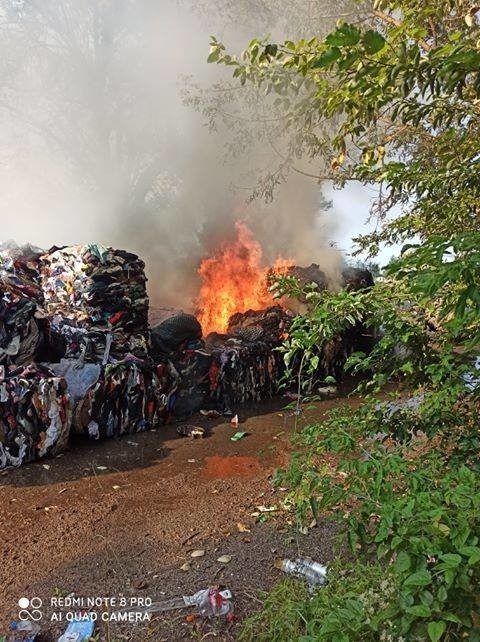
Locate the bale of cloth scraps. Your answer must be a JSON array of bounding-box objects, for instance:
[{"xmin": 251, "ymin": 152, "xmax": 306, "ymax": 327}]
[
  {"xmin": 39, "ymin": 244, "xmax": 149, "ymax": 363},
  {"xmin": 160, "ymin": 309, "xmax": 289, "ymax": 417},
  {"xmin": 207, "ymin": 337, "xmax": 285, "ymax": 412},
  {"xmin": 150, "ymin": 313, "xmax": 202, "ymax": 356},
  {"xmin": 0, "ymin": 244, "xmax": 45, "ymax": 366},
  {"xmin": 227, "ymin": 305, "xmax": 292, "ymax": 343},
  {"xmin": 71, "ymin": 359, "xmax": 171, "ymax": 439},
  {"xmin": 0, "ymin": 363, "xmax": 72, "ymax": 468}
]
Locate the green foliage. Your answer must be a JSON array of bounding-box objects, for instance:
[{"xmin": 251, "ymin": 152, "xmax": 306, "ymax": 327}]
[
  {"xmin": 258, "ymin": 403, "xmax": 480, "ymax": 641},
  {"xmin": 241, "ymin": 561, "xmax": 404, "ymax": 641}
]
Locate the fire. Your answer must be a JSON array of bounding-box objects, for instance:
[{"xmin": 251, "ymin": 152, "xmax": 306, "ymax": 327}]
[{"xmin": 196, "ymin": 221, "xmax": 289, "ymax": 335}]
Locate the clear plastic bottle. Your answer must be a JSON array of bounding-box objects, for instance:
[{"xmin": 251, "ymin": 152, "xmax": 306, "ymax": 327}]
[{"xmin": 276, "ymin": 558, "xmax": 327, "ymax": 586}]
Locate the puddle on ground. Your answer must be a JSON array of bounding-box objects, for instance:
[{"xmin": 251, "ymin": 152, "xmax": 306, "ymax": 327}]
[{"xmin": 202, "ymin": 455, "xmax": 262, "ymax": 480}]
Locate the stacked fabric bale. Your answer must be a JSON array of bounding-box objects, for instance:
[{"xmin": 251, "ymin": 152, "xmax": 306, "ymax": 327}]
[
  {"xmin": 151, "ymin": 314, "xmax": 210, "ymax": 417},
  {"xmin": 0, "ymin": 244, "xmax": 45, "ymax": 366},
  {"xmin": 70, "ymin": 358, "xmax": 170, "ymax": 440},
  {"xmin": 0, "ymin": 363, "xmax": 71, "ymax": 468},
  {"xmin": 150, "ymin": 309, "xmax": 291, "ymax": 416},
  {"xmin": 206, "ymin": 306, "xmax": 291, "ymax": 412},
  {"xmin": 207, "ymin": 340, "xmax": 285, "ymax": 412},
  {"xmin": 40, "ymin": 244, "xmax": 149, "ymax": 363}
]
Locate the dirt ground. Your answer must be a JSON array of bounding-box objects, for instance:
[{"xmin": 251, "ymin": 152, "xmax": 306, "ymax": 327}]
[{"xmin": 0, "ymin": 393, "xmax": 357, "ymax": 641}]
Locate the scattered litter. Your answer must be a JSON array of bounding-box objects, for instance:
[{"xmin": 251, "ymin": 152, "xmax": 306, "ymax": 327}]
[
  {"xmin": 58, "ymin": 488, "xmax": 67, "ymax": 494},
  {"xmin": 122, "ymin": 587, "xmax": 233, "ymax": 619},
  {"xmin": 190, "ymin": 549, "xmax": 205, "ymax": 558},
  {"xmin": 42, "ymin": 464, "xmax": 50, "ymax": 470},
  {"xmin": 177, "ymin": 424, "xmax": 205, "ymax": 439},
  {"xmin": 57, "ymin": 613, "xmax": 95, "ymax": 641},
  {"xmin": 126, "ymin": 441, "xmax": 139, "ymax": 447},
  {"xmin": 231, "ymin": 431, "xmax": 247, "ymax": 442},
  {"xmin": 230, "ymin": 414, "xmax": 239, "ymax": 427},
  {"xmin": 236, "ymin": 522, "xmax": 250, "ymax": 533},
  {"xmin": 217, "ymin": 555, "xmax": 232, "ymax": 564},
  {"xmin": 317, "ymin": 385, "xmax": 337, "ymax": 397},
  {"xmin": 188, "ymin": 587, "xmax": 233, "ymax": 618},
  {"xmin": 200, "ymin": 409, "xmax": 221, "ymax": 418},
  {"xmin": 257, "ymin": 505, "xmax": 277, "ymax": 513},
  {"xmin": 187, "ymin": 458, "xmax": 196, "ymax": 463},
  {"xmin": 180, "ymin": 562, "xmax": 191, "ymax": 572},
  {"xmin": 96, "ymin": 466, "xmax": 107, "ymax": 471},
  {"xmin": 8, "ymin": 619, "xmax": 40, "ymax": 642},
  {"xmin": 131, "ymin": 579, "xmax": 148, "ymax": 590},
  {"xmin": 112, "ymin": 485, "xmax": 121, "ymax": 490},
  {"xmin": 275, "ymin": 557, "xmax": 327, "ymax": 590}
]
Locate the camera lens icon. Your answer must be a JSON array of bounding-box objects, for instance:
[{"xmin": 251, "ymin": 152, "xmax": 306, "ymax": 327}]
[{"xmin": 18, "ymin": 597, "xmax": 43, "ymax": 621}]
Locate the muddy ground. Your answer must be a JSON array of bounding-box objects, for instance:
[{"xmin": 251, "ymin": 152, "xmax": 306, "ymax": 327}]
[{"xmin": 0, "ymin": 393, "xmax": 359, "ymax": 641}]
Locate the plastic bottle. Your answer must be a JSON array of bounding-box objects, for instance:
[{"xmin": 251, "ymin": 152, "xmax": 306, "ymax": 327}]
[
  {"xmin": 57, "ymin": 616, "xmax": 95, "ymax": 642},
  {"xmin": 8, "ymin": 620, "xmax": 40, "ymax": 642},
  {"xmin": 276, "ymin": 558, "xmax": 327, "ymax": 586}
]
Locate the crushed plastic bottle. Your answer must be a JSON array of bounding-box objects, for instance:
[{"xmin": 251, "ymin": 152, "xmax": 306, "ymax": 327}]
[
  {"xmin": 57, "ymin": 614, "xmax": 95, "ymax": 642},
  {"xmin": 8, "ymin": 620, "xmax": 40, "ymax": 642},
  {"xmin": 184, "ymin": 588, "xmax": 233, "ymax": 618},
  {"xmin": 119, "ymin": 588, "xmax": 233, "ymax": 618},
  {"xmin": 276, "ymin": 558, "xmax": 328, "ymax": 589}
]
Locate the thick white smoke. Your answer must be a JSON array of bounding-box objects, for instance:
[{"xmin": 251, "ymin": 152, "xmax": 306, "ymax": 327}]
[{"xmin": 0, "ymin": 0, "xmax": 346, "ymax": 310}]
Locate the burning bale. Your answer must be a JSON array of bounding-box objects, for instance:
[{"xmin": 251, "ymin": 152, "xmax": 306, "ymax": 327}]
[
  {"xmin": 227, "ymin": 305, "xmax": 291, "ymax": 343},
  {"xmin": 205, "ymin": 306, "xmax": 291, "ymax": 411},
  {"xmin": 286, "ymin": 263, "xmax": 374, "ymax": 292},
  {"xmin": 150, "ymin": 307, "xmax": 291, "ymax": 418},
  {"xmin": 207, "ymin": 334, "xmax": 285, "ymax": 412},
  {"xmin": 196, "ymin": 222, "xmax": 289, "ymax": 335}
]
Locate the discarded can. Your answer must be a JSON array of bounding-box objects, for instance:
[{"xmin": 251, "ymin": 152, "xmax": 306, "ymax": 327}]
[
  {"xmin": 57, "ymin": 615, "xmax": 95, "ymax": 642},
  {"xmin": 275, "ymin": 558, "xmax": 327, "ymax": 588}
]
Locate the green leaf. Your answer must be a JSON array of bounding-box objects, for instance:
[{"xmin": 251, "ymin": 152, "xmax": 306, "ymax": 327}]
[
  {"xmin": 427, "ymin": 621, "xmax": 446, "ymax": 642},
  {"xmin": 326, "ymin": 24, "xmax": 361, "ymax": 47},
  {"xmin": 362, "ymin": 30, "xmax": 386, "ymax": 54},
  {"xmin": 406, "ymin": 604, "xmax": 431, "ymax": 617},
  {"xmin": 312, "ymin": 47, "xmax": 341, "ymax": 68},
  {"xmin": 460, "ymin": 545, "xmax": 480, "ymax": 564},
  {"xmin": 207, "ymin": 48, "xmax": 220, "ymax": 63},
  {"xmin": 404, "ymin": 570, "xmax": 432, "ymax": 587},
  {"xmin": 439, "ymin": 553, "xmax": 462, "ymax": 568},
  {"xmin": 394, "ymin": 551, "xmax": 411, "ymax": 573}
]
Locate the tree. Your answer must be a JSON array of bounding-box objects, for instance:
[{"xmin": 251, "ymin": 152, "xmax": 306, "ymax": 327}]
[
  {"xmin": 209, "ymin": 2, "xmax": 480, "ymax": 639},
  {"xmin": 183, "ymin": 0, "xmax": 364, "ymax": 201}
]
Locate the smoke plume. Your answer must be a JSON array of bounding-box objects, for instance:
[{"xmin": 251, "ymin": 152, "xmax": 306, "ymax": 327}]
[{"xmin": 0, "ymin": 0, "xmax": 344, "ymax": 310}]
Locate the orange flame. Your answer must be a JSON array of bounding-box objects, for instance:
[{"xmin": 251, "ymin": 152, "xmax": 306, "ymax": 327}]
[{"xmin": 196, "ymin": 222, "xmax": 289, "ymax": 335}]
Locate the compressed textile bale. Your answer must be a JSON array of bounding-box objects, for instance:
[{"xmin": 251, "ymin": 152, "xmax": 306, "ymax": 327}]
[
  {"xmin": 0, "ymin": 246, "xmax": 44, "ymax": 366},
  {"xmin": 0, "ymin": 363, "xmax": 71, "ymax": 468},
  {"xmin": 39, "ymin": 244, "xmax": 149, "ymax": 363}
]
